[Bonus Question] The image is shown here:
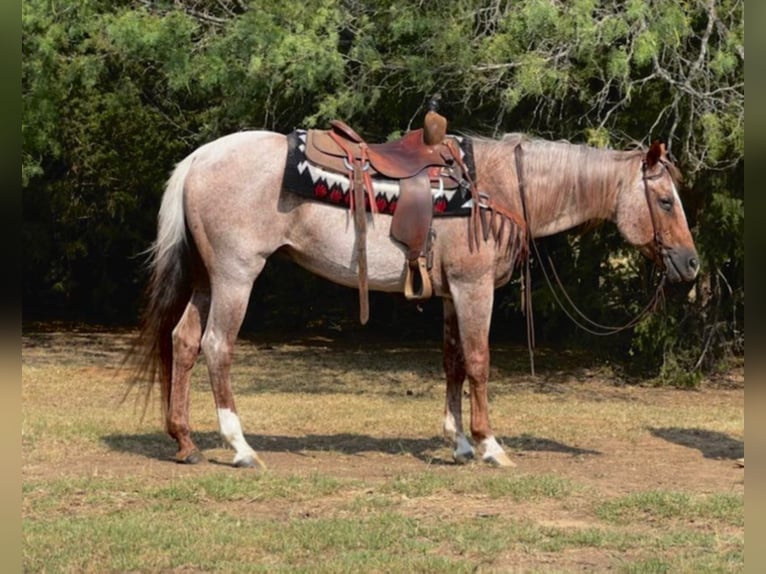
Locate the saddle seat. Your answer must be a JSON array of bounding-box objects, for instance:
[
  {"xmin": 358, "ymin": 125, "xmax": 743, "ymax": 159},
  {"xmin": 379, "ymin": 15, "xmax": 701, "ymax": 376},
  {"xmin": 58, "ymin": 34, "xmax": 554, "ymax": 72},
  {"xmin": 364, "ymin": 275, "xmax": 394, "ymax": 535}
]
[
  {"xmin": 325, "ymin": 120, "xmax": 456, "ymax": 179},
  {"xmin": 306, "ymin": 120, "xmax": 462, "ymax": 186}
]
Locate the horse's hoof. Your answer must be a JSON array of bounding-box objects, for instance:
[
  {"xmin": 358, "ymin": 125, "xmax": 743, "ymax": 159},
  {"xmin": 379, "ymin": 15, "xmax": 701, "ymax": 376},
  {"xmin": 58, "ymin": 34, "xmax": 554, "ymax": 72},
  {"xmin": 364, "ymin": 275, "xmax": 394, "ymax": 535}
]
[
  {"xmin": 453, "ymin": 449, "xmax": 475, "ymax": 465},
  {"xmin": 176, "ymin": 450, "xmax": 205, "ymax": 465},
  {"xmin": 482, "ymin": 451, "xmax": 517, "ymax": 468},
  {"xmin": 234, "ymin": 453, "xmax": 266, "ymax": 470}
]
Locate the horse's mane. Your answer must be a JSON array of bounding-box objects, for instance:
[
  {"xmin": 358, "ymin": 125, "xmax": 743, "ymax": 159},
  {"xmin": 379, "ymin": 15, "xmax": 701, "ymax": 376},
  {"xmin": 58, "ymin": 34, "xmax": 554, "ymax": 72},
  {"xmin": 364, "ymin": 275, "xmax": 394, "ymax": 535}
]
[{"xmin": 471, "ymin": 133, "xmax": 652, "ymax": 228}]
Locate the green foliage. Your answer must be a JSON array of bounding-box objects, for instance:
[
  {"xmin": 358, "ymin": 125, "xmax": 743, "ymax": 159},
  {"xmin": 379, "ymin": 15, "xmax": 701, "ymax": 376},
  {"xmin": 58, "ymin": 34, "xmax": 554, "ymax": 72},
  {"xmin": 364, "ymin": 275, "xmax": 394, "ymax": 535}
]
[
  {"xmin": 23, "ymin": 0, "xmax": 200, "ymax": 319},
  {"xmin": 22, "ymin": 0, "xmax": 744, "ymax": 376},
  {"xmin": 701, "ymin": 192, "xmax": 744, "ymax": 266}
]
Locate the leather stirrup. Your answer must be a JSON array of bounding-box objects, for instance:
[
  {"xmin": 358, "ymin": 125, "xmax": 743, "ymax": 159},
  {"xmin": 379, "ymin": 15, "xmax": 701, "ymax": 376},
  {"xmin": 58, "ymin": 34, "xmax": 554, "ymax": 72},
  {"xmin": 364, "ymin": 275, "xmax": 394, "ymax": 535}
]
[{"xmin": 403, "ymin": 257, "xmax": 433, "ymax": 300}]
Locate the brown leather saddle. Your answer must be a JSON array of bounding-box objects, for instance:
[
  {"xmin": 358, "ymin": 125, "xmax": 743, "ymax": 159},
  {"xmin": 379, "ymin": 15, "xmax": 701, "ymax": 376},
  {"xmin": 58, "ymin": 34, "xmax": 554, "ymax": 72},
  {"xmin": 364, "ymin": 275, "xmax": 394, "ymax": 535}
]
[
  {"xmin": 306, "ymin": 123, "xmax": 461, "ymax": 182},
  {"xmin": 304, "ymin": 108, "xmax": 472, "ymax": 324}
]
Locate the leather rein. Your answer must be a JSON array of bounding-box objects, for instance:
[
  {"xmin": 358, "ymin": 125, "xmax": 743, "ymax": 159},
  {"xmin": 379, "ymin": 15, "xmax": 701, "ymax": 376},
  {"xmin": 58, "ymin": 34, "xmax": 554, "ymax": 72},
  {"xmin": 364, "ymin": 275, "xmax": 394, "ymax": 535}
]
[{"xmin": 513, "ymin": 143, "xmax": 669, "ymax": 375}]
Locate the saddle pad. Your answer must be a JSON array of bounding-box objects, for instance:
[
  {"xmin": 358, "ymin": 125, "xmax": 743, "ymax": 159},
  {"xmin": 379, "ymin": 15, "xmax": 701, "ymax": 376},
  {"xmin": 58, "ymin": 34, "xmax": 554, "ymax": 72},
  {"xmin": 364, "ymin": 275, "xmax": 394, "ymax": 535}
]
[{"xmin": 282, "ymin": 130, "xmax": 477, "ymax": 216}]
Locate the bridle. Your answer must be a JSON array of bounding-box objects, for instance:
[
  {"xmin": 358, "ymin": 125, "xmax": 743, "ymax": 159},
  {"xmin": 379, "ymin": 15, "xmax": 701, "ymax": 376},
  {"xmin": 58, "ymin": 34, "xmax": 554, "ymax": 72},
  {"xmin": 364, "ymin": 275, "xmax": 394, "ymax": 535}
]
[
  {"xmin": 513, "ymin": 143, "xmax": 671, "ymax": 376},
  {"xmin": 641, "ymin": 155, "xmax": 676, "ymax": 268}
]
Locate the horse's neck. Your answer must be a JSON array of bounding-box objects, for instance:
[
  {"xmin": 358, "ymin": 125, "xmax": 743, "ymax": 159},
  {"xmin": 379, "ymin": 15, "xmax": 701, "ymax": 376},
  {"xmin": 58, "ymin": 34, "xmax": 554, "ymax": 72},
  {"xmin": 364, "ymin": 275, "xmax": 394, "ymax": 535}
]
[
  {"xmin": 529, "ymin": 194, "xmax": 600, "ymax": 237},
  {"xmin": 477, "ymin": 139, "xmax": 632, "ymax": 238}
]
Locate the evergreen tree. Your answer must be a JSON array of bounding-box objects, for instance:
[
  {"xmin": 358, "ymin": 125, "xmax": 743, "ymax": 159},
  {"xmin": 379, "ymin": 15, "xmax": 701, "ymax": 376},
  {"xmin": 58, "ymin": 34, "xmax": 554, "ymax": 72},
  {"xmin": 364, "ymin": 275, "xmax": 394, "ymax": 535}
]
[{"xmin": 22, "ymin": 0, "xmax": 744, "ymax": 380}]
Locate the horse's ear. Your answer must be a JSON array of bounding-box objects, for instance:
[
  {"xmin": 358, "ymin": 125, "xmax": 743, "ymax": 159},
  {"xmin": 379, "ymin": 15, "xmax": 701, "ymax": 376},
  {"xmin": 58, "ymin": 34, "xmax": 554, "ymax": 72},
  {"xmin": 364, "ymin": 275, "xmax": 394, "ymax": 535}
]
[{"xmin": 646, "ymin": 140, "xmax": 665, "ymax": 167}]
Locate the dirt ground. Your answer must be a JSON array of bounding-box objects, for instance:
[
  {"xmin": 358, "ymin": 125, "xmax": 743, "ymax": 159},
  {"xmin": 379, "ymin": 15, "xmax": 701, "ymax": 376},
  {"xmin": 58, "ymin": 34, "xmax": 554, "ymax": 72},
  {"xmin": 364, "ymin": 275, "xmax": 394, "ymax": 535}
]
[{"xmin": 22, "ymin": 326, "xmax": 744, "ymax": 497}]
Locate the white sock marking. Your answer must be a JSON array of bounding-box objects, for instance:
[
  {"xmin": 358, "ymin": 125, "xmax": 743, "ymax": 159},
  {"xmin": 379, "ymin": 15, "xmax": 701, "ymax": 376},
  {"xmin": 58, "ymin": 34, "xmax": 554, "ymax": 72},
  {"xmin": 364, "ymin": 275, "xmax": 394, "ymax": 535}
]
[
  {"xmin": 481, "ymin": 436, "xmax": 505, "ymax": 458},
  {"xmin": 217, "ymin": 408, "xmax": 256, "ymax": 463},
  {"xmin": 443, "ymin": 411, "xmax": 458, "ymax": 438}
]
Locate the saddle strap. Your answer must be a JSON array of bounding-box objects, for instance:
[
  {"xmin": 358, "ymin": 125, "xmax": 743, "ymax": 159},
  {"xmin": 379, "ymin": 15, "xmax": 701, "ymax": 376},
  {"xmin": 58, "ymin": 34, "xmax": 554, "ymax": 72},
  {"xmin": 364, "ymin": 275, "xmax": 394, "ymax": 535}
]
[
  {"xmin": 328, "ymin": 130, "xmax": 378, "ymax": 214},
  {"xmin": 353, "ymin": 160, "xmax": 369, "ymax": 324},
  {"xmin": 328, "ymin": 130, "xmax": 371, "ymax": 324},
  {"xmin": 330, "ymin": 119, "xmax": 364, "ymax": 143}
]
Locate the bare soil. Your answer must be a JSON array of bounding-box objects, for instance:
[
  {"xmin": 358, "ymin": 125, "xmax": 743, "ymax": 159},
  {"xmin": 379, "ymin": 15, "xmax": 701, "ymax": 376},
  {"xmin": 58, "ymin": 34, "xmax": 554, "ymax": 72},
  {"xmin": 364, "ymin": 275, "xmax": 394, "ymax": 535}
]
[{"xmin": 22, "ymin": 326, "xmax": 744, "ymax": 490}]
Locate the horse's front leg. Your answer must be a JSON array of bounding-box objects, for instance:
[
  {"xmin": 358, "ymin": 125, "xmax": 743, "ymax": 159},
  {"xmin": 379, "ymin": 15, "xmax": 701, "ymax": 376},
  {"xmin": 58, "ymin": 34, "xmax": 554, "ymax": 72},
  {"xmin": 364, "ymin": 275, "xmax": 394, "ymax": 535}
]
[
  {"xmin": 449, "ymin": 284, "xmax": 515, "ymax": 468},
  {"xmin": 442, "ymin": 298, "xmax": 475, "ymax": 463}
]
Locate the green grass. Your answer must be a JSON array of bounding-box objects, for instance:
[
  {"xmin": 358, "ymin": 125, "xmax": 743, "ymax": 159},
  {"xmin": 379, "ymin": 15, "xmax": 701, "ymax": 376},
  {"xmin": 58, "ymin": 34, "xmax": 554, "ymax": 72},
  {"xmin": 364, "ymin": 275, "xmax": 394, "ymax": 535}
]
[
  {"xmin": 621, "ymin": 547, "xmax": 744, "ymax": 574},
  {"xmin": 24, "ymin": 507, "xmax": 464, "ymax": 572},
  {"xmin": 151, "ymin": 471, "xmax": 349, "ymax": 503},
  {"xmin": 596, "ymin": 491, "xmax": 744, "ymax": 527},
  {"xmin": 23, "ymin": 491, "xmax": 743, "ymax": 573},
  {"xmin": 380, "ymin": 471, "xmax": 577, "ymax": 500},
  {"xmin": 23, "ymin": 474, "xmax": 744, "ymax": 573}
]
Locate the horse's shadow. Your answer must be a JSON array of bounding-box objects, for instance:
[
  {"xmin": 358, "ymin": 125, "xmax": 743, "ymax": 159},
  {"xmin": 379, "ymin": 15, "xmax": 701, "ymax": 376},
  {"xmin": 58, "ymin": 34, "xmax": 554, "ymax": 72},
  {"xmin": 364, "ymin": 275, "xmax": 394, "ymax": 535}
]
[
  {"xmin": 102, "ymin": 431, "xmax": 601, "ymax": 466},
  {"xmin": 648, "ymin": 427, "xmax": 744, "ymax": 460},
  {"xmin": 500, "ymin": 434, "xmax": 600, "ymax": 456}
]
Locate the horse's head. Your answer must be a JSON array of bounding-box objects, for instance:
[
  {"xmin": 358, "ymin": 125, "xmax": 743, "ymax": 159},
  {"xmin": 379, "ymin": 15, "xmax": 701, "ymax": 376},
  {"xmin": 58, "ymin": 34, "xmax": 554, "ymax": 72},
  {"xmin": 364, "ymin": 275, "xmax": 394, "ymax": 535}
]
[{"xmin": 615, "ymin": 141, "xmax": 699, "ymax": 282}]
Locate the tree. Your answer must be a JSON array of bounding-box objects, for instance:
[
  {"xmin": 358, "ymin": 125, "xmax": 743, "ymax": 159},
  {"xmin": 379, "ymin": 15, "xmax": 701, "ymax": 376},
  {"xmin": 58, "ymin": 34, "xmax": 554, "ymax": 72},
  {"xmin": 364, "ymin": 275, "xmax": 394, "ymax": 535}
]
[{"xmin": 22, "ymin": 0, "xmax": 743, "ymax": 380}]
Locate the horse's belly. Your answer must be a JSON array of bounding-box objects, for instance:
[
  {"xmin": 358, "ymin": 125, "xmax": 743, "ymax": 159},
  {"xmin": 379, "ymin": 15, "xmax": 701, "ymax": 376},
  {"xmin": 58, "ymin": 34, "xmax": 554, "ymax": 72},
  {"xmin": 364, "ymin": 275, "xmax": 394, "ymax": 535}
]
[{"xmin": 283, "ymin": 205, "xmax": 409, "ymax": 293}]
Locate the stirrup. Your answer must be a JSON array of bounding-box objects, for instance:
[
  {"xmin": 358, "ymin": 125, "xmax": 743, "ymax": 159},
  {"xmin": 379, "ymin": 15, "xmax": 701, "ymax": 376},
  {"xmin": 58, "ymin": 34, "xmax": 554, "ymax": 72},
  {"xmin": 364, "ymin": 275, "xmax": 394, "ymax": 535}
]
[{"xmin": 403, "ymin": 257, "xmax": 433, "ymax": 300}]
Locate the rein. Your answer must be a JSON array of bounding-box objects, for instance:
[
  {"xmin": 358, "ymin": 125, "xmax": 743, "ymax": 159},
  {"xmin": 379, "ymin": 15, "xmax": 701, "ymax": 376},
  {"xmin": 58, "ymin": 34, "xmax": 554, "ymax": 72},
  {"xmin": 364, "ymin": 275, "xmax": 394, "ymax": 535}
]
[{"xmin": 513, "ymin": 143, "xmax": 668, "ymax": 376}]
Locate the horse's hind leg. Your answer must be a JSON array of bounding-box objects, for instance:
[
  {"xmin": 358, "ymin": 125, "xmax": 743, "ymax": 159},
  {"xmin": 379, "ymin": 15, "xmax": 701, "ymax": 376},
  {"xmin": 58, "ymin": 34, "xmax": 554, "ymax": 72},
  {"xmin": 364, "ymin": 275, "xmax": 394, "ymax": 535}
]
[
  {"xmin": 201, "ymin": 267, "xmax": 265, "ymax": 469},
  {"xmin": 442, "ymin": 298, "xmax": 475, "ymax": 463},
  {"xmin": 168, "ymin": 289, "xmax": 210, "ymax": 463}
]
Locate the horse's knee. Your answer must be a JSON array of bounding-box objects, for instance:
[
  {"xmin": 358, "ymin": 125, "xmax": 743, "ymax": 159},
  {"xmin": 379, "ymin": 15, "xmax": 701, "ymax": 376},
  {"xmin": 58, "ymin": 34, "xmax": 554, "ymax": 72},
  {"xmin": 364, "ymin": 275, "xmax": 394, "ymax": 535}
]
[
  {"xmin": 462, "ymin": 348, "xmax": 489, "ymax": 377},
  {"xmin": 443, "ymin": 354, "xmax": 466, "ymax": 382},
  {"xmin": 464, "ymin": 361, "xmax": 489, "ymax": 383}
]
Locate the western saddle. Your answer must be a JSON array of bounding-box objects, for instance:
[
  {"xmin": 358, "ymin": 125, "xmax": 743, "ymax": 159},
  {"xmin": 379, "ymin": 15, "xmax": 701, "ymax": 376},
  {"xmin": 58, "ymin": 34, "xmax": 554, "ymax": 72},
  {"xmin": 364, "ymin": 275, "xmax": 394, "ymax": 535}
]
[{"xmin": 304, "ymin": 95, "xmax": 476, "ymax": 324}]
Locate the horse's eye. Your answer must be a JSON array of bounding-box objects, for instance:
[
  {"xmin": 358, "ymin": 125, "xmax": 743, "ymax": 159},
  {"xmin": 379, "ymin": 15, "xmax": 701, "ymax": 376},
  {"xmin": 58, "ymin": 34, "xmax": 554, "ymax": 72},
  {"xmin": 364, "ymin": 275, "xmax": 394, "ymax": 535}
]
[{"xmin": 659, "ymin": 197, "xmax": 674, "ymax": 212}]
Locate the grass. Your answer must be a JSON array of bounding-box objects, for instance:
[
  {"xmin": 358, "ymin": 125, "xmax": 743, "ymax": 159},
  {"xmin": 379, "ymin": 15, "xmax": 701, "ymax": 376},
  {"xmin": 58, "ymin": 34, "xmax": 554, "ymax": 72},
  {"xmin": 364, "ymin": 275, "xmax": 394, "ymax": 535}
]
[
  {"xmin": 380, "ymin": 471, "xmax": 577, "ymax": 500},
  {"xmin": 596, "ymin": 491, "xmax": 744, "ymax": 527},
  {"xmin": 22, "ymin": 328, "xmax": 744, "ymax": 572},
  {"xmin": 151, "ymin": 472, "xmax": 348, "ymax": 503},
  {"xmin": 22, "ymin": 478, "xmax": 744, "ymax": 573}
]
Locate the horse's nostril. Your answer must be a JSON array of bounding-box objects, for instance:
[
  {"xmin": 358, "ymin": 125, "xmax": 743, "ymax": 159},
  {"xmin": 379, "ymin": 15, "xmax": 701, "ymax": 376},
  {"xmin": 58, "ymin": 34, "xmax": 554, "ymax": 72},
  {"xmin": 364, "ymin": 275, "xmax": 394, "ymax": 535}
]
[{"xmin": 689, "ymin": 257, "xmax": 699, "ymax": 271}]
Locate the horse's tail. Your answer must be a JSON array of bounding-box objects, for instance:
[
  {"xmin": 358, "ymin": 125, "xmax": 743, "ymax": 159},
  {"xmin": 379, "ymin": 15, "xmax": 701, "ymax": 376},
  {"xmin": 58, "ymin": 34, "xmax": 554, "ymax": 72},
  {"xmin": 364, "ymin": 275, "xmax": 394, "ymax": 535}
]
[{"xmin": 127, "ymin": 151, "xmax": 197, "ymax": 422}]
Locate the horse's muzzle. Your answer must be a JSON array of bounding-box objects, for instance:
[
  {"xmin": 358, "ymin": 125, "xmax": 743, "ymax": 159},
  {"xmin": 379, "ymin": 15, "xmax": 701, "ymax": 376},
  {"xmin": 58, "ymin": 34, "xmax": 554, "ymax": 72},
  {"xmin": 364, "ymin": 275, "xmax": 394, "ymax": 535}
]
[{"xmin": 663, "ymin": 247, "xmax": 700, "ymax": 283}]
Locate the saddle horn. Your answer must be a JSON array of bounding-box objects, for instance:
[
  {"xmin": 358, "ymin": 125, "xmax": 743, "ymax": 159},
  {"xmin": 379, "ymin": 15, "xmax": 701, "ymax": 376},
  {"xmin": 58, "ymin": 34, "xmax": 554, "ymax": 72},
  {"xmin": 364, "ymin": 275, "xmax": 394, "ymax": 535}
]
[{"xmin": 423, "ymin": 93, "xmax": 447, "ymax": 146}]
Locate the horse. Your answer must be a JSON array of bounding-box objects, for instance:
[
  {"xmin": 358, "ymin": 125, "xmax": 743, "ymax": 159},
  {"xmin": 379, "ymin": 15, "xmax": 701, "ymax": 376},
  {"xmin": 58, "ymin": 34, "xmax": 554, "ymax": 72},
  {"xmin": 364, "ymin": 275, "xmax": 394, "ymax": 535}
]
[{"xmin": 129, "ymin": 129, "xmax": 699, "ymax": 469}]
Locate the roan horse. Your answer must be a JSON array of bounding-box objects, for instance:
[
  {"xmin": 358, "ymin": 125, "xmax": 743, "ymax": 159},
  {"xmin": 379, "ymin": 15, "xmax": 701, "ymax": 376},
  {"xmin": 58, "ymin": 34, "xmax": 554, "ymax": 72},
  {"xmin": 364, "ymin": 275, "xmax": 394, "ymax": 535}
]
[{"xmin": 130, "ymin": 128, "xmax": 698, "ymax": 469}]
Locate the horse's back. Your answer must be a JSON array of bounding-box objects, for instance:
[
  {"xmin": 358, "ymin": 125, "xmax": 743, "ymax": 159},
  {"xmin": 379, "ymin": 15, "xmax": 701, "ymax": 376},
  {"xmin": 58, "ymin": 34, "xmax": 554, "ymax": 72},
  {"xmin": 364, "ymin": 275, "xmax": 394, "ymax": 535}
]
[{"xmin": 188, "ymin": 130, "xmax": 286, "ymax": 178}]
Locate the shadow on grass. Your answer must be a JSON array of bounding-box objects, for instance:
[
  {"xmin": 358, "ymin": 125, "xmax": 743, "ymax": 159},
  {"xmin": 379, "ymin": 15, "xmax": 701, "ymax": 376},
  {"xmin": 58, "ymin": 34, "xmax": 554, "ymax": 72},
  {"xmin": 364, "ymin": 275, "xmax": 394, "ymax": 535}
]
[
  {"xmin": 649, "ymin": 427, "xmax": 744, "ymax": 460},
  {"xmin": 22, "ymin": 329, "xmax": 136, "ymax": 367},
  {"xmin": 22, "ymin": 325, "xmax": 608, "ymax": 395},
  {"xmin": 224, "ymin": 342, "xmax": 605, "ymax": 397},
  {"xmin": 499, "ymin": 434, "xmax": 601, "ymax": 456},
  {"xmin": 102, "ymin": 431, "xmax": 601, "ymax": 466}
]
